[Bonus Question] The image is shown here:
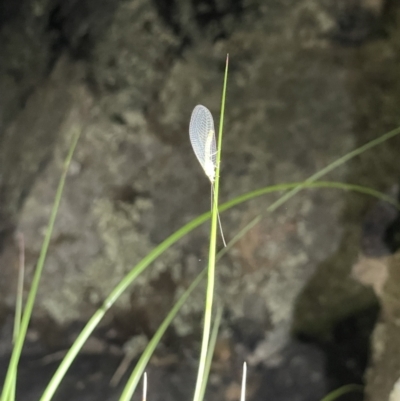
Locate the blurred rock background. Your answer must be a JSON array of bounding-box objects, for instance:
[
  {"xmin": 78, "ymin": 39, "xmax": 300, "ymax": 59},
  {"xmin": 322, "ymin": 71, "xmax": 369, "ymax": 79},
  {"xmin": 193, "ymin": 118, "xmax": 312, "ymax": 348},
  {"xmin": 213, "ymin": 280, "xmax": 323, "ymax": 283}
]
[{"xmin": 1, "ymin": 0, "xmax": 400, "ymax": 400}]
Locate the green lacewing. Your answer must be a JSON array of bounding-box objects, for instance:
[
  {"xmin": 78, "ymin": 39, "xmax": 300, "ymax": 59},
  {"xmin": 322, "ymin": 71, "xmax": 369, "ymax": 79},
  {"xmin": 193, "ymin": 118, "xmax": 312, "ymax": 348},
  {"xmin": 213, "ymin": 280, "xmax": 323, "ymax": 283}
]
[{"xmin": 189, "ymin": 105, "xmax": 226, "ymax": 246}]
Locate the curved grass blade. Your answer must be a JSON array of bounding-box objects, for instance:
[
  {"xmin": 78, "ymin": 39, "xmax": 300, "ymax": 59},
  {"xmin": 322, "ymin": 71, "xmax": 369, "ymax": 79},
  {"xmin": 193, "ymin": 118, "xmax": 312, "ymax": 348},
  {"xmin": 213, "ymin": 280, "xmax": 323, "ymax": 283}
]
[
  {"xmin": 265, "ymin": 126, "xmax": 400, "ymax": 213},
  {"xmin": 39, "ymin": 121, "xmax": 400, "ymax": 401},
  {"xmin": 118, "ymin": 178, "xmax": 380, "ymax": 400},
  {"xmin": 39, "ymin": 179, "xmax": 400, "ymax": 401},
  {"xmin": 118, "ymin": 268, "xmax": 207, "ymax": 401},
  {"xmin": 1, "ymin": 128, "xmax": 81, "ymax": 401},
  {"xmin": 119, "ymin": 293, "xmax": 223, "ymax": 401},
  {"xmin": 119, "ymin": 182, "xmax": 397, "ymax": 401},
  {"xmin": 320, "ymin": 384, "xmax": 363, "ymax": 401},
  {"xmin": 118, "ymin": 182, "xmax": 394, "ymax": 401}
]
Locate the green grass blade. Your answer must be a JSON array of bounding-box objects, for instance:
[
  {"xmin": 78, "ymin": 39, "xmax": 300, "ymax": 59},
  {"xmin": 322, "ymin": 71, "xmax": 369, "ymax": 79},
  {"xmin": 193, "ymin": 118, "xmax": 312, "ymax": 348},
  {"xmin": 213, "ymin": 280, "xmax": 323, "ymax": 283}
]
[
  {"xmin": 193, "ymin": 53, "xmax": 229, "ymax": 401},
  {"xmin": 118, "ymin": 178, "xmax": 369, "ymax": 400},
  {"xmin": 13, "ymin": 233, "xmax": 25, "ymax": 344},
  {"xmin": 39, "ymin": 179, "xmax": 399, "ymax": 401},
  {"xmin": 119, "ymin": 175, "xmax": 370, "ymax": 401},
  {"xmin": 217, "ymin": 180, "xmax": 400, "ymax": 262},
  {"xmin": 265, "ymin": 125, "xmax": 400, "ymax": 214},
  {"xmin": 39, "ymin": 130, "xmax": 400, "ymax": 401},
  {"xmin": 320, "ymin": 384, "xmax": 363, "ymax": 401},
  {"xmin": 199, "ymin": 304, "xmax": 223, "ymax": 401},
  {"xmin": 219, "ymin": 181, "xmax": 399, "ymax": 214},
  {"xmin": 119, "ymin": 285, "xmax": 223, "ymax": 401},
  {"xmin": 0, "ymin": 128, "xmax": 81, "ymax": 401},
  {"xmin": 8, "ymin": 233, "xmax": 26, "ymax": 401},
  {"xmin": 119, "ymin": 268, "xmax": 207, "ymax": 401},
  {"xmin": 39, "ymin": 212, "xmax": 212, "ymax": 401},
  {"xmin": 119, "ymin": 175, "xmax": 386, "ymax": 401},
  {"xmin": 8, "ymin": 382, "xmax": 15, "ymax": 401}
]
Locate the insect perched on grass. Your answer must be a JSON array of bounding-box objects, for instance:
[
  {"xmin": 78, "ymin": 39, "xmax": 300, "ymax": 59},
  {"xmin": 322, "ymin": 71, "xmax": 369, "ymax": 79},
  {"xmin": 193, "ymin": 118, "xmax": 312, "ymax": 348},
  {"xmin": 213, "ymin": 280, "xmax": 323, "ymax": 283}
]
[{"xmin": 189, "ymin": 105, "xmax": 226, "ymax": 246}]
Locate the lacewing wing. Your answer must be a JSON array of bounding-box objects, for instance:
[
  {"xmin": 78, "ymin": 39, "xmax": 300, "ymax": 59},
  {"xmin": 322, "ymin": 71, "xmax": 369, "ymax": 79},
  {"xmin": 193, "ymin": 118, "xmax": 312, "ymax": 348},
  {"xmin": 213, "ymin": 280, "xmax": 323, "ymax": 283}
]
[
  {"xmin": 189, "ymin": 104, "xmax": 226, "ymax": 246},
  {"xmin": 189, "ymin": 105, "xmax": 217, "ymax": 183}
]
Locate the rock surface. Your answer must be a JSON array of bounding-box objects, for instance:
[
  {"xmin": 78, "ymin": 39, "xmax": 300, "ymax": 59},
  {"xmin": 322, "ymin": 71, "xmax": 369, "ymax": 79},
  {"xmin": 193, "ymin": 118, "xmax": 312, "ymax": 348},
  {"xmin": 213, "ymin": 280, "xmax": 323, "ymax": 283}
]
[{"xmin": 1, "ymin": 0, "xmax": 400, "ymax": 400}]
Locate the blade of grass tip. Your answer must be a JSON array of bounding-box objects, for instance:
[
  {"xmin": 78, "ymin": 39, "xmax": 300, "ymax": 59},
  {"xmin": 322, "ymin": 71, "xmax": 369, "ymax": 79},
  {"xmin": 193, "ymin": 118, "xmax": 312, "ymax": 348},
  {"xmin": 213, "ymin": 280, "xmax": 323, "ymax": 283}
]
[
  {"xmin": 216, "ymin": 181, "xmax": 400, "ymax": 263},
  {"xmin": 320, "ymin": 384, "xmax": 363, "ymax": 401},
  {"xmin": 1, "ymin": 127, "xmax": 81, "ymax": 401},
  {"xmin": 198, "ymin": 304, "xmax": 223, "ymax": 401},
  {"xmin": 219, "ymin": 181, "xmax": 400, "ymax": 215},
  {"xmin": 41, "ymin": 179, "xmax": 399, "ymax": 401},
  {"xmin": 265, "ymin": 125, "xmax": 400, "ymax": 214},
  {"xmin": 240, "ymin": 362, "xmax": 247, "ymax": 401},
  {"xmin": 193, "ymin": 53, "xmax": 229, "ymax": 401},
  {"xmin": 119, "ymin": 269, "xmax": 207, "ymax": 401}
]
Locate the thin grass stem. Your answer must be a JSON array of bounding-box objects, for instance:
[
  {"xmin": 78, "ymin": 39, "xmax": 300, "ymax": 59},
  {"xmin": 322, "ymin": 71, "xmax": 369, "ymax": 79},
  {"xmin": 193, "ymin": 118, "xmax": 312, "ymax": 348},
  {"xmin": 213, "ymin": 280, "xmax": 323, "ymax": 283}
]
[
  {"xmin": 1, "ymin": 128, "xmax": 81, "ymax": 401},
  {"xmin": 192, "ymin": 54, "xmax": 229, "ymax": 401}
]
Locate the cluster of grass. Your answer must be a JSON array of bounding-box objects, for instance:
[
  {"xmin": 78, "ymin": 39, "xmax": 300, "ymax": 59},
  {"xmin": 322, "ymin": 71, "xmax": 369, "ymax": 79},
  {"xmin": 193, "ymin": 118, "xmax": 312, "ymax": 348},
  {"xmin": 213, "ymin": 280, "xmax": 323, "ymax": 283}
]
[{"xmin": 1, "ymin": 55, "xmax": 400, "ymax": 401}]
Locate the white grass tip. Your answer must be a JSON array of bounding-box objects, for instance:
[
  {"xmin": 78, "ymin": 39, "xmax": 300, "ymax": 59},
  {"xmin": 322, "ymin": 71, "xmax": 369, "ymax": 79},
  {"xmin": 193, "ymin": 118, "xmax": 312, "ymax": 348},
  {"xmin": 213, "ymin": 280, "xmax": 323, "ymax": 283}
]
[
  {"xmin": 142, "ymin": 372, "xmax": 148, "ymax": 401},
  {"xmin": 240, "ymin": 362, "xmax": 247, "ymax": 401}
]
